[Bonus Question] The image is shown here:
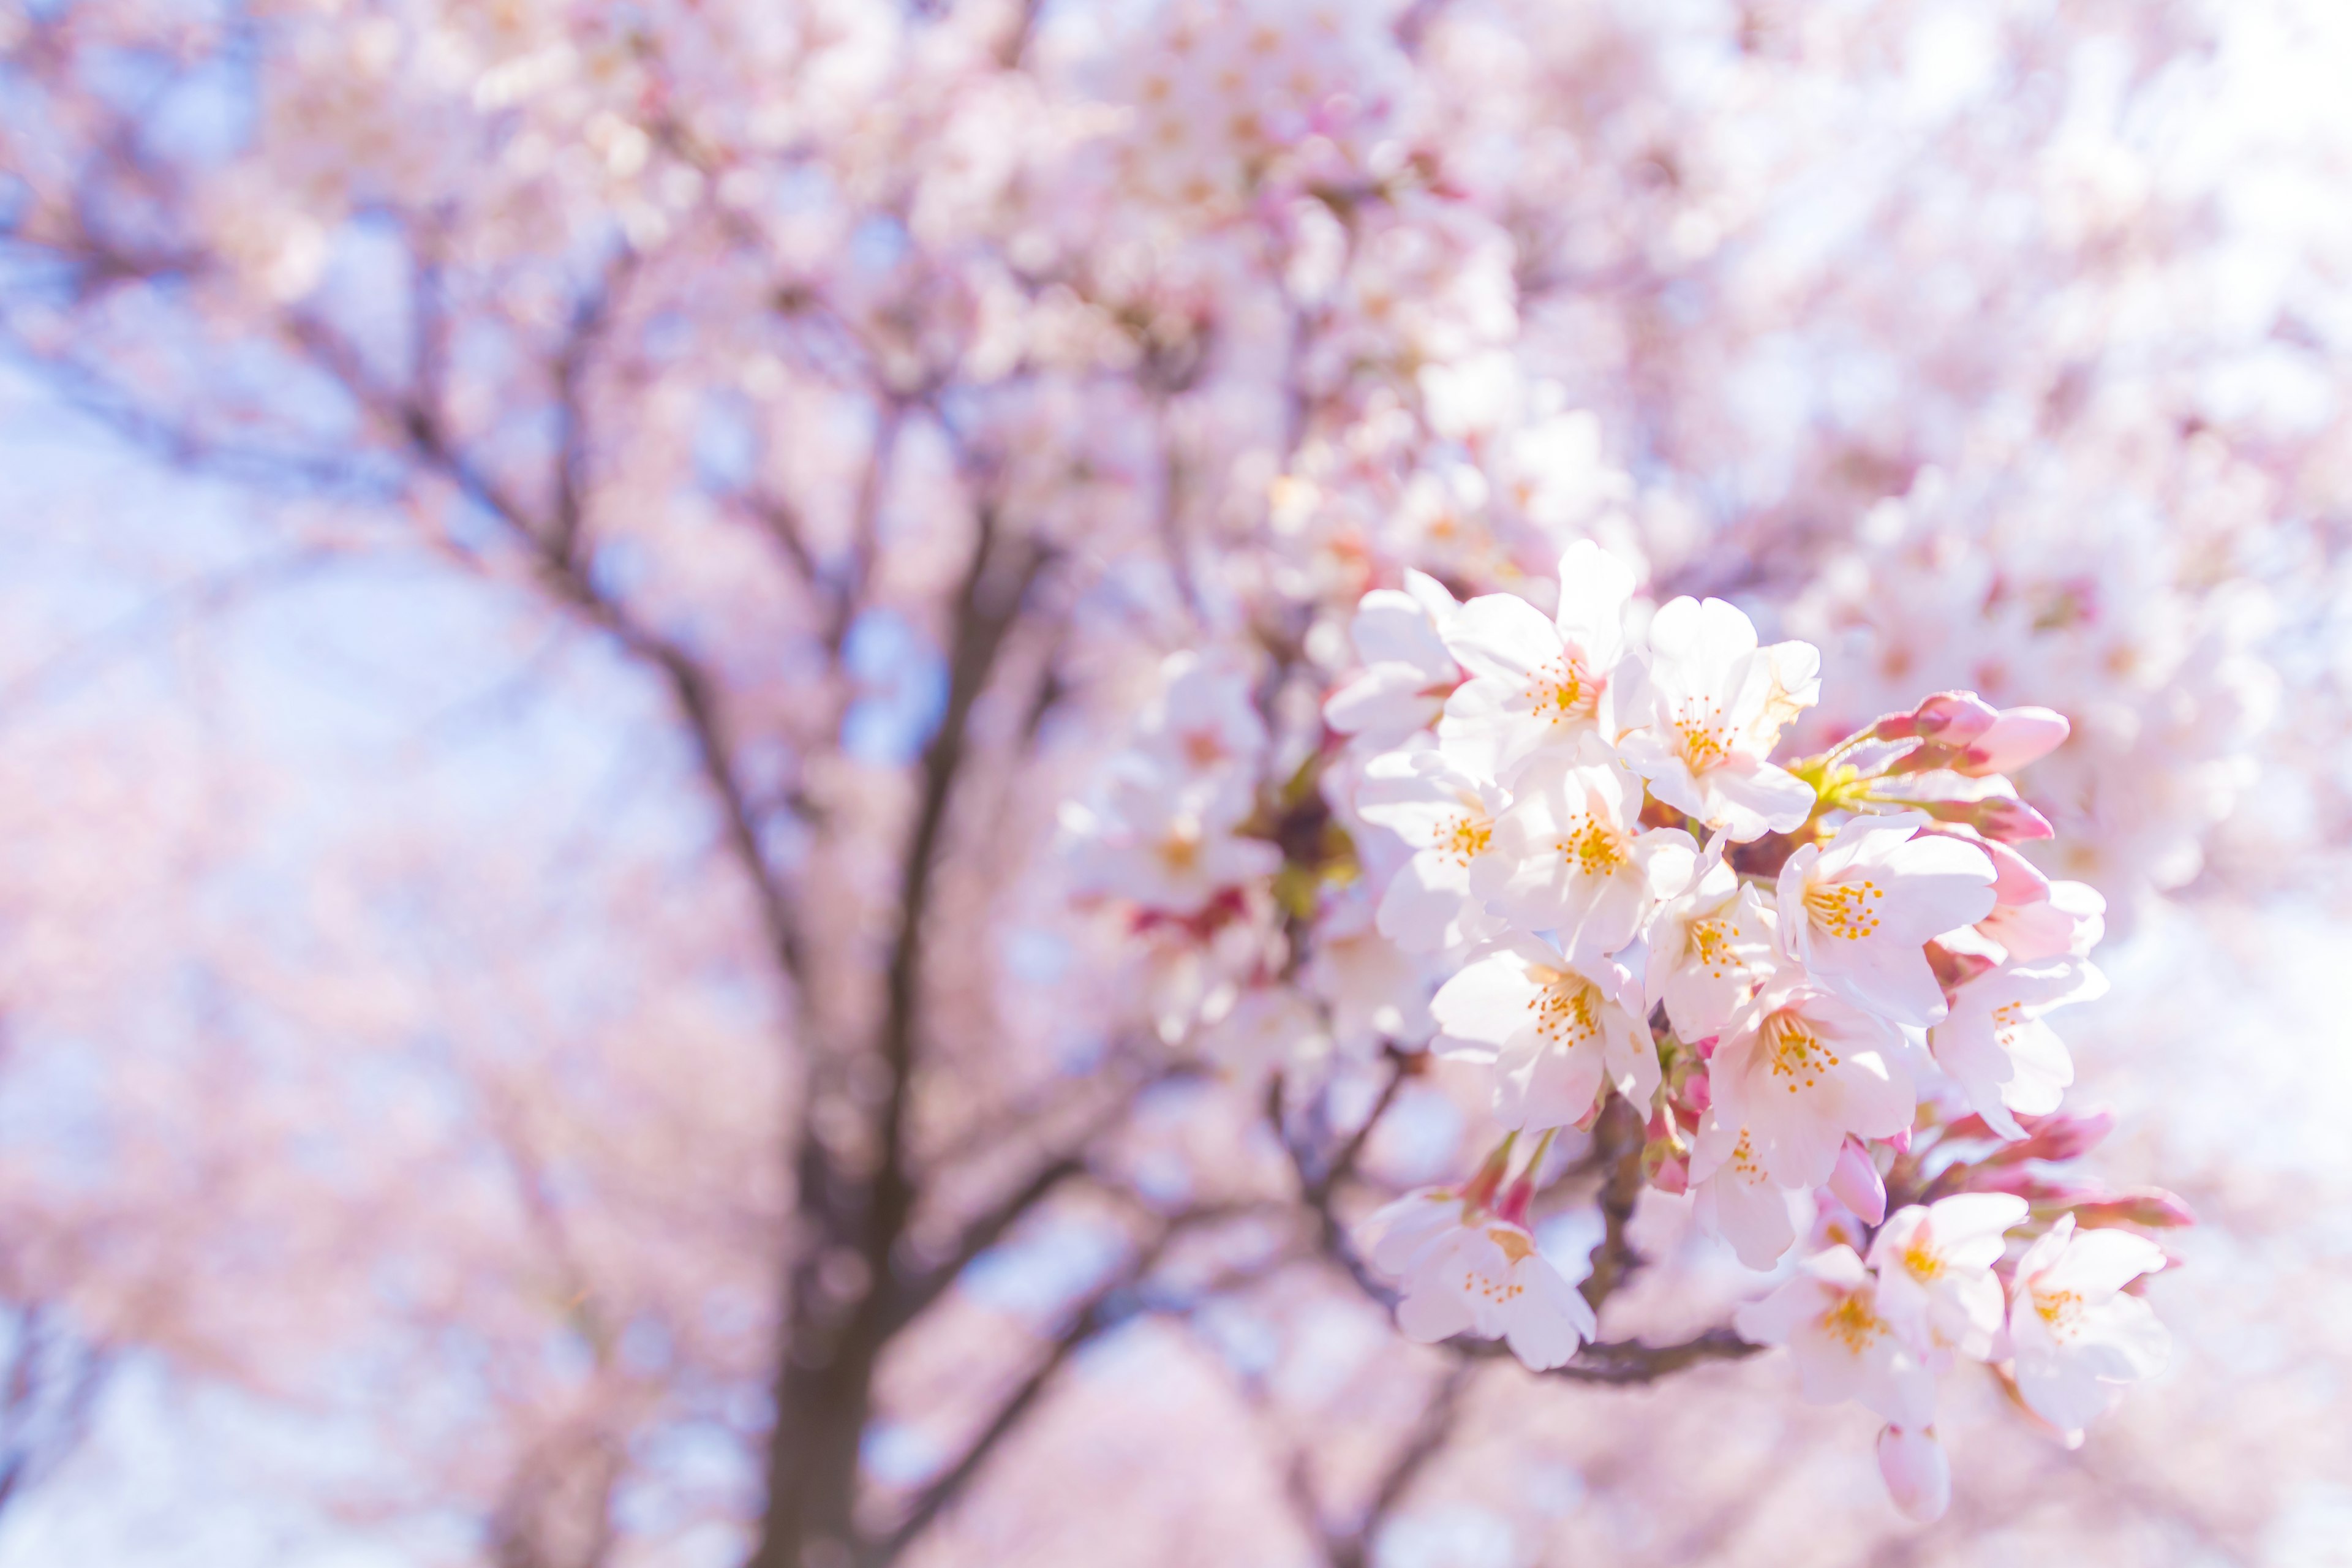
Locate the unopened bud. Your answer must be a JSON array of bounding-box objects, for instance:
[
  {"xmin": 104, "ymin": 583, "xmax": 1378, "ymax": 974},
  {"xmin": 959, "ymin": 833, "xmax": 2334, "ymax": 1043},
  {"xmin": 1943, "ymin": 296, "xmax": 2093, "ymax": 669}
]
[
  {"xmin": 2071, "ymin": 1187, "xmax": 2197, "ymax": 1230},
  {"xmin": 1877, "ymin": 1426, "xmax": 1951, "ymax": 1523},
  {"xmin": 1985, "ymin": 1109, "xmax": 2115, "ymax": 1165},
  {"xmin": 1913, "ymin": 793, "xmax": 2055, "ymax": 842},
  {"xmin": 1957, "ymin": 707, "xmax": 2070, "ymax": 775},
  {"xmin": 1877, "ymin": 691, "xmax": 2001, "ymax": 745}
]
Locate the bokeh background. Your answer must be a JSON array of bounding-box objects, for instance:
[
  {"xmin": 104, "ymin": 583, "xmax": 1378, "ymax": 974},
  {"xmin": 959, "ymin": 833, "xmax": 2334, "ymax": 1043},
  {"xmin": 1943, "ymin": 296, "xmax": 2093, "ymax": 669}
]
[{"xmin": 2, "ymin": 1, "xmax": 2351, "ymax": 1564}]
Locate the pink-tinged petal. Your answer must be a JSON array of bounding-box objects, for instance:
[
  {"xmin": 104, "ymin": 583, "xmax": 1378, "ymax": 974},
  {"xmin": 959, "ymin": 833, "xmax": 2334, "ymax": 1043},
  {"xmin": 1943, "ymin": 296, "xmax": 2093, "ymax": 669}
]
[
  {"xmin": 1926, "ymin": 1193, "xmax": 2030, "ymax": 1254},
  {"xmin": 1349, "ymin": 589, "xmax": 1453, "ymax": 675},
  {"xmin": 1552, "ymin": 538, "xmax": 1635, "ymax": 664},
  {"xmin": 2013, "ymin": 1354, "xmax": 2114, "ymax": 1436},
  {"xmin": 1874, "ymin": 1346, "xmax": 1940, "ymax": 1430},
  {"xmin": 1878, "ymin": 1427, "xmax": 1951, "ymax": 1522},
  {"xmin": 1732, "ymin": 1274, "xmax": 1827, "ymax": 1345},
  {"xmin": 2046, "ymin": 1229, "xmax": 2167, "ymax": 1299},
  {"xmin": 1362, "ymin": 1193, "xmax": 1459, "ymax": 1275},
  {"xmin": 1376, "ymin": 854, "xmax": 1485, "ymax": 954},
  {"xmin": 1880, "ymin": 834, "xmax": 1999, "ymax": 932},
  {"xmin": 1429, "ymin": 947, "xmax": 1547, "ymax": 1060},
  {"xmin": 2073, "ymin": 1292, "xmax": 2171, "ymax": 1380},
  {"xmin": 1505, "ymin": 1263, "xmax": 1596, "ymax": 1369},
  {"xmin": 1703, "ymin": 761, "xmax": 1818, "ymax": 840},
  {"xmin": 1977, "ymin": 835, "xmax": 2052, "ymax": 907},
  {"xmin": 1442, "ymin": 592, "xmax": 1562, "ymax": 685},
  {"xmin": 1649, "ymin": 595, "xmax": 1762, "ymax": 669},
  {"xmin": 1395, "ymin": 1278, "xmax": 1476, "ymax": 1344},
  {"xmin": 1324, "ymin": 663, "xmax": 1443, "ymax": 736},
  {"xmin": 1828, "ymin": 1137, "xmax": 1887, "ymax": 1224}
]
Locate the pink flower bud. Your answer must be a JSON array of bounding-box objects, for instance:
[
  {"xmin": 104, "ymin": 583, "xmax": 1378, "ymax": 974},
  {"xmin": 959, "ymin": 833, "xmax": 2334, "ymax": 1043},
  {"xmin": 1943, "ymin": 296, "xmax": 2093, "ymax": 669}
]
[
  {"xmin": 1965, "ymin": 795, "xmax": 2056, "ymax": 843},
  {"xmin": 1985, "ymin": 1109, "xmax": 2115, "ymax": 1164},
  {"xmin": 1877, "ymin": 1426, "xmax": 1951, "ymax": 1523},
  {"xmin": 1957, "ymin": 707, "xmax": 2070, "ymax": 776},
  {"xmin": 2072, "ymin": 1188, "xmax": 2197, "ymax": 1229},
  {"xmin": 1827, "ymin": 1136, "xmax": 1887, "ymax": 1224},
  {"xmin": 1882, "ymin": 690, "xmax": 2001, "ymax": 744}
]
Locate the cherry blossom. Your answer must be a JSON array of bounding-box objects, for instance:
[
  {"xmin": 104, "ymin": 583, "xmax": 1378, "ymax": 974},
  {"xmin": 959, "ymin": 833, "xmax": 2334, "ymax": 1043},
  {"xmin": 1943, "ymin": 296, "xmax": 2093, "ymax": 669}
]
[
  {"xmin": 1697, "ymin": 979, "xmax": 1916, "ymax": 1189},
  {"xmin": 1867, "ymin": 1194, "xmax": 2029, "ymax": 1360},
  {"xmin": 1645, "ymin": 838, "xmax": 1780, "ymax": 1041},
  {"xmin": 1775, "ymin": 812, "xmax": 1998, "ymax": 1027},
  {"xmin": 1436, "ymin": 540, "xmax": 1635, "ymax": 776},
  {"xmin": 1063, "ymin": 761, "xmax": 1283, "ymax": 916},
  {"xmin": 1733, "ymin": 1246, "xmax": 1937, "ymax": 1428},
  {"xmin": 2007, "ymin": 1216, "xmax": 2172, "ymax": 1442},
  {"xmin": 1430, "ymin": 935, "xmax": 1656, "ymax": 1131},
  {"xmin": 1615, "ymin": 598, "xmax": 1820, "ymax": 842},
  {"xmin": 1368, "ymin": 1202, "xmax": 1598, "ymax": 1371},
  {"xmin": 1322, "ymin": 571, "xmax": 1464, "ymax": 747},
  {"xmin": 1353, "ymin": 745, "xmax": 1511, "ymax": 954},
  {"xmin": 1930, "ymin": 959, "xmax": 2108, "ymax": 1137},
  {"xmin": 1474, "ymin": 739, "xmax": 1697, "ymax": 961}
]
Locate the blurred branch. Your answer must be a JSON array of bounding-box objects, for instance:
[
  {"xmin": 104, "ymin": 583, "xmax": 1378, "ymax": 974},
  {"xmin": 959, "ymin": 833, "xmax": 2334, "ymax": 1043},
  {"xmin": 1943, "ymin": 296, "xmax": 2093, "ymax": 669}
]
[
  {"xmin": 1327, "ymin": 1360, "xmax": 1475, "ymax": 1568},
  {"xmin": 869, "ymin": 1205, "xmax": 1290, "ymax": 1567}
]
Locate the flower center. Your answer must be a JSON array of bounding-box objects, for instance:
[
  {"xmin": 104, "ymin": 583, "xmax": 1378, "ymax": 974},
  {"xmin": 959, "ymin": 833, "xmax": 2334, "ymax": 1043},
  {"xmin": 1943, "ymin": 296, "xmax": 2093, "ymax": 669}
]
[
  {"xmin": 1820, "ymin": 1291, "xmax": 1887, "ymax": 1353},
  {"xmin": 1673, "ymin": 698, "xmax": 1729, "ymax": 769},
  {"xmin": 2034, "ymin": 1286, "xmax": 2085, "ymax": 1339},
  {"xmin": 1157, "ymin": 826, "xmax": 1203, "ymax": 874},
  {"xmin": 1804, "ymin": 878, "xmax": 1883, "ymax": 941},
  {"xmin": 1689, "ymin": 916, "xmax": 1738, "ymax": 978},
  {"xmin": 1761, "ymin": 1008, "xmax": 1841, "ymax": 1091},
  {"xmin": 1440, "ymin": 811, "xmax": 1493, "ymax": 867},
  {"xmin": 1901, "ymin": 1237, "xmax": 1945, "ymax": 1281},
  {"xmin": 1526, "ymin": 973, "xmax": 1604, "ymax": 1050},
  {"xmin": 1555, "ymin": 817, "xmax": 1628, "ymax": 877},
  {"xmin": 1522, "ymin": 653, "xmax": 1597, "ymax": 726}
]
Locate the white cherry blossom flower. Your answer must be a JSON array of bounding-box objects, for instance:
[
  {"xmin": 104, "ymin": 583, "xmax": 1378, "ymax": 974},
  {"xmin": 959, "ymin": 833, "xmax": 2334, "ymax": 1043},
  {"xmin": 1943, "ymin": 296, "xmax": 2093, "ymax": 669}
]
[
  {"xmin": 1354, "ymin": 745, "xmax": 1510, "ymax": 953},
  {"xmin": 1776, "ymin": 810, "xmax": 1997, "ymax": 1026},
  {"xmin": 1303, "ymin": 884, "xmax": 1436, "ymax": 1055},
  {"xmin": 1474, "ymin": 739, "xmax": 1698, "ymax": 962},
  {"xmin": 1322, "ymin": 570, "xmax": 1464, "ymax": 747},
  {"xmin": 1140, "ymin": 650, "xmax": 1267, "ymax": 776},
  {"xmin": 1436, "ymin": 539, "xmax": 1634, "ymax": 776},
  {"xmin": 1430, "ymin": 935, "xmax": 1656, "ymax": 1131},
  {"xmin": 1867, "ymin": 1194, "xmax": 2028, "ymax": 1360},
  {"xmin": 1378, "ymin": 1208, "xmax": 1598, "ymax": 1371},
  {"xmin": 1930, "ymin": 958, "xmax": 2106, "ymax": 1137},
  {"xmin": 1733, "ymin": 1244, "xmax": 1937, "ymax": 1427},
  {"xmin": 1877, "ymin": 1425, "xmax": 1951, "ymax": 1522},
  {"xmin": 1615, "ymin": 596, "xmax": 1820, "ymax": 841},
  {"xmin": 1194, "ymin": 984, "xmax": 1329, "ymax": 1078},
  {"xmin": 2007, "ymin": 1215, "xmax": 2171, "ymax": 1441},
  {"xmin": 1062, "ymin": 760, "xmax": 1281, "ymax": 915},
  {"xmin": 1645, "ymin": 837, "xmax": 1780, "ymax": 1041},
  {"xmin": 1697, "ymin": 978, "xmax": 1916, "ymax": 1189}
]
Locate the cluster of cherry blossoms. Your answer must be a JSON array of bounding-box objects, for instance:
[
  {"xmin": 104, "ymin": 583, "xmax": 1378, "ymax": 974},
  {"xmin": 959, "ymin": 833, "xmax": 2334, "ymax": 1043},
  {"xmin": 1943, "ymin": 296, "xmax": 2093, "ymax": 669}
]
[{"xmin": 1063, "ymin": 540, "xmax": 2187, "ymax": 1521}]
